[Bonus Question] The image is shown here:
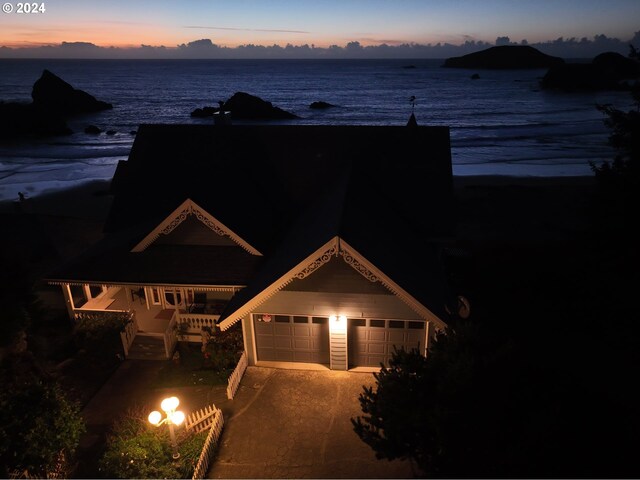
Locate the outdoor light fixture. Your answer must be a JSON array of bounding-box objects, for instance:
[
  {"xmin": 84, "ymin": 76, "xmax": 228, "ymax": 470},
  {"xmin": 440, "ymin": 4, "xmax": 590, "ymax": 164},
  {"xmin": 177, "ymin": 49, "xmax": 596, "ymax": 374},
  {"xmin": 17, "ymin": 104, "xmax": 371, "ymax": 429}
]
[
  {"xmin": 148, "ymin": 396, "xmax": 185, "ymax": 459},
  {"xmin": 329, "ymin": 314, "xmax": 347, "ymax": 334}
]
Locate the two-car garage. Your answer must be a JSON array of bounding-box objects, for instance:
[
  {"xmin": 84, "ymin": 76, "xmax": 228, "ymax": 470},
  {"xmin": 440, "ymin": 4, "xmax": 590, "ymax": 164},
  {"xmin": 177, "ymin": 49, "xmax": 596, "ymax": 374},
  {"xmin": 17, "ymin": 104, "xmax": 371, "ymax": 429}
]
[{"xmin": 252, "ymin": 313, "xmax": 427, "ymax": 369}]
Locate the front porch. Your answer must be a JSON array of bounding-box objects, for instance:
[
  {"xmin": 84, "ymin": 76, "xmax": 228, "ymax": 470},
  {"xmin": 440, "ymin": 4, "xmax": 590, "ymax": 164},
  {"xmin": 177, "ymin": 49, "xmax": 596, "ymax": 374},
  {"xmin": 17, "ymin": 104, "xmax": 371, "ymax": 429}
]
[{"xmin": 59, "ymin": 283, "xmax": 232, "ymax": 359}]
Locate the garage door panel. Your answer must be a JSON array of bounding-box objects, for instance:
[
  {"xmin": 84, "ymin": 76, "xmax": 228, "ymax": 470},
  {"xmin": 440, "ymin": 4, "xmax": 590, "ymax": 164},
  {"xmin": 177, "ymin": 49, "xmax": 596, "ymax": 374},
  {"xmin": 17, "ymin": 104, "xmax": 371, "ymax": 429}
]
[
  {"xmin": 254, "ymin": 314, "xmax": 330, "ymax": 365},
  {"xmin": 369, "ymin": 330, "xmax": 387, "ymax": 341},
  {"xmin": 367, "ymin": 343, "xmax": 387, "ymax": 355},
  {"xmin": 407, "ymin": 331, "xmax": 424, "ymax": 343},
  {"xmin": 274, "ymin": 337, "xmax": 293, "ymax": 349},
  {"xmin": 350, "ymin": 319, "xmax": 426, "ymax": 368},
  {"xmin": 294, "ymin": 338, "xmax": 312, "ymax": 349},
  {"xmin": 388, "ymin": 330, "xmax": 406, "ymax": 342},
  {"xmin": 255, "ymin": 323, "xmax": 274, "ymax": 334},
  {"xmin": 257, "ymin": 349, "xmax": 276, "ymax": 361},
  {"xmin": 294, "ymin": 325, "xmax": 312, "ymax": 336},
  {"xmin": 275, "ymin": 350, "xmax": 294, "ymax": 362},
  {"xmin": 274, "ymin": 324, "xmax": 293, "ymax": 335}
]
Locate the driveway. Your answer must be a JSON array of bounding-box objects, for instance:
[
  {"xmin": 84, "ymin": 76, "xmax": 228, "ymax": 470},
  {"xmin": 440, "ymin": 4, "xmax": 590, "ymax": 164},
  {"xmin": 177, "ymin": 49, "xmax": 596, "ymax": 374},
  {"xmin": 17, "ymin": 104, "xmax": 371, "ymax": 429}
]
[{"xmin": 208, "ymin": 367, "xmax": 415, "ymax": 479}]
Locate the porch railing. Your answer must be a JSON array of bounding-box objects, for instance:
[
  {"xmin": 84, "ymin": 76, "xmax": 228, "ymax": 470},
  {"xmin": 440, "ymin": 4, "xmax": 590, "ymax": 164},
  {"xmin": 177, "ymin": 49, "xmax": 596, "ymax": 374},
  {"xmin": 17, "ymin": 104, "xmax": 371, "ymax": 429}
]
[
  {"xmin": 73, "ymin": 308, "xmax": 129, "ymax": 322},
  {"xmin": 163, "ymin": 310, "xmax": 178, "ymax": 359},
  {"xmin": 177, "ymin": 312, "xmax": 220, "ymax": 332},
  {"xmin": 120, "ymin": 311, "xmax": 138, "ymax": 357}
]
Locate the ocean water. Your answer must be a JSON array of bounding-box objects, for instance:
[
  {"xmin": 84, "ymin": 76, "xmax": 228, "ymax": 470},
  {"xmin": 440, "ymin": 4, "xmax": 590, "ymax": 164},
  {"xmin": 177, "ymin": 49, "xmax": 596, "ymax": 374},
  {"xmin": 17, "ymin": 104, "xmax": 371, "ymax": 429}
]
[{"xmin": 0, "ymin": 58, "xmax": 632, "ymax": 201}]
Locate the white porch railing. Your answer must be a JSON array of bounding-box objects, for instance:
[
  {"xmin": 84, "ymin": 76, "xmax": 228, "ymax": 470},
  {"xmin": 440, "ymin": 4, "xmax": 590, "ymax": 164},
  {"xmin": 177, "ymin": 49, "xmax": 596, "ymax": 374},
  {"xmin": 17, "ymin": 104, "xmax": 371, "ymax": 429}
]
[
  {"xmin": 120, "ymin": 311, "xmax": 138, "ymax": 357},
  {"xmin": 226, "ymin": 350, "xmax": 248, "ymax": 400},
  {"xmin": 177, "ymin": 312, "xmax": 220, "ymax": 332},
  {"xmin": 186, "ymin": 404, "xmax": 224, "ymax": 480},
  {"xmin": 163, "ymin": 310, "xmax": 178, "ymax": 359},
  {"xmin": 73, "ymin": 308, "xmax": 129, "ymax": 322}
]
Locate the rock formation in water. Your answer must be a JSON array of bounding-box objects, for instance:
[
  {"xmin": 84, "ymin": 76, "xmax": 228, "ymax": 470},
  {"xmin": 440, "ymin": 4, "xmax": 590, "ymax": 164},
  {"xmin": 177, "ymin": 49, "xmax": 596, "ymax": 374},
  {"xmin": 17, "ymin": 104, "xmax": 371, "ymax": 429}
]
[
  {"xmin": 222, "ymin": 92, "xmax": 299, "ymax": 120},
  {"xmin": 32, "ymin": 69, "xmax": 113, "ymax": 114},
  {"xmin": 309, "ymin": 101, "xmax": 335, "ymax": 109},
  {"xmin": 443, "ymin": 45, "xmax": 565, "ymax": 70},
  {"xmin": 1, "ymin": 70, "xmax": 112, "ymax": 140},
  {"xmin": 541, "ymin": 51, "xmax": 640, "ymax": 91},
  {"xmin": 192, "ymin": 92, "xmax": 298, "ymax": 120}
]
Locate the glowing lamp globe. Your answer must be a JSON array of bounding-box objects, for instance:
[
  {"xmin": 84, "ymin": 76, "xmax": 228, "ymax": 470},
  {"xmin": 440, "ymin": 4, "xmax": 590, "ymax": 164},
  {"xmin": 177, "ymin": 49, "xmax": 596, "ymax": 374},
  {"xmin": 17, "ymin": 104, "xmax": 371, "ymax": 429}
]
[
  {"xmin": 161, "ymin": 396, "xmax": 179, "ymax": 413},
  {"xmin": 148, "ymin": 410, "xmax": 162, "ymax": 426},
  {"xmin": 170, "ymin": 410, "xmax": 185, "ymax": 426}
]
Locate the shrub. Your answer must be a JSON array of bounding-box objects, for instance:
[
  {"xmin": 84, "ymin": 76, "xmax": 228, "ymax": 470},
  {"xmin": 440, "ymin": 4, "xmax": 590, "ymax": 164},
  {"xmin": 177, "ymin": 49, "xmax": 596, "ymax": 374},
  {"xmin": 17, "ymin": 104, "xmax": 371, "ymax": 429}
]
[
  {"xmin": 0, "ymin": 355, "xmax": 85, "ymax": 478},
  {"xmin": 99, "ymin": 407, "xmax": 206, "ymax": 479}
]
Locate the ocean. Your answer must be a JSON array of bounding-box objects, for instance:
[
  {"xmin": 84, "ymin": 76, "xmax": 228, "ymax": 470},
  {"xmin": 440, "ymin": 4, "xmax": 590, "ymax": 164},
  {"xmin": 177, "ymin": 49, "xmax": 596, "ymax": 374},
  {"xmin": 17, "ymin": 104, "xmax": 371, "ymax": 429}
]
[{"xmin": 0, "ymin": 58, "xmax": 632, "ymax": 201}]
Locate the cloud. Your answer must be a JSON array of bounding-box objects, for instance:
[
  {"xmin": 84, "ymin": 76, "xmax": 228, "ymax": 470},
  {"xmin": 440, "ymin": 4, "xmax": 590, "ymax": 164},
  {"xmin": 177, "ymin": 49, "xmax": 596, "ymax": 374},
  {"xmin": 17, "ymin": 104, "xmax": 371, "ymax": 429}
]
[
  {"xmin": 0, "ymin": 32, "xmax": 637, "ymax": 59},
  {"xmin": 184, "ymin": 25, "xmax": 309, "ymax": 34}
]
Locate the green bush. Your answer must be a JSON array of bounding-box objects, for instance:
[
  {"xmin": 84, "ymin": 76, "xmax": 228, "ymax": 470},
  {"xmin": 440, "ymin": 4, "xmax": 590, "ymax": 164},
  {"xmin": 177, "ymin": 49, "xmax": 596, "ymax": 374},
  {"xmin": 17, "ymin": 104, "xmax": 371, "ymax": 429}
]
[
  {"xmin": 99, "ymin": 407, "xmax": 207, "ymax": 479},
  {"xmin": 0, "ymin": 355, "xmax": 85, "ymax": 478},
  {"xmin": 73, "ymin": 312, "xmax": 130, "ymax": 359}
]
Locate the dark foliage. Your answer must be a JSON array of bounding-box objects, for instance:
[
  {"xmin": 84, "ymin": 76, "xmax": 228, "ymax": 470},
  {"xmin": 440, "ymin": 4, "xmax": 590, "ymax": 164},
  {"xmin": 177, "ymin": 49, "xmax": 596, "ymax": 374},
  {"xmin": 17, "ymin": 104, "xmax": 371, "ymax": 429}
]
[
  {"xmin": 591, "ymin": 45, "xmax": 640, "ymax": 218},
  {"xmin": 353, "ymin": 310, "xmax": 638, "ymax": 478},
  {"xmin": 98, "ymin": 406, "xmax": 205, "ymax": 479},
  {"xmin": 0, "ymin": 354, "xmax": 85, "ymax": 478}
]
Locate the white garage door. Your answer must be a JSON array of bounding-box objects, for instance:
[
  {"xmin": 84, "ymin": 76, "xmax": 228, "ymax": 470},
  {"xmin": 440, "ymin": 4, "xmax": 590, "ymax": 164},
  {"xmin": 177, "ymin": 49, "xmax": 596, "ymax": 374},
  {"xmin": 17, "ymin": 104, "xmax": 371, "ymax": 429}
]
[
  {"xmin": 349, "ymin": 318, "xmax": 426, "ymax": 367},
  {"xmin": 253, "ymin": 314, "xmax": 330, "ymax": 364}
]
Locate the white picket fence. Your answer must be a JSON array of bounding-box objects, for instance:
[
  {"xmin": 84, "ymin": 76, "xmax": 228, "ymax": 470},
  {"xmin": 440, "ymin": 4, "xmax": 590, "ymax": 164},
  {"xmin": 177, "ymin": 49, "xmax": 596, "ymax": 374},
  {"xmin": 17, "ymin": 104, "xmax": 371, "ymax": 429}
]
[
  {"xmin": 226, "ymin": 350, "xmax": 248, "ymax": 400},
  {"xmin": 186, "ymin": 404, "xmax": 225, "ymax": 479}
]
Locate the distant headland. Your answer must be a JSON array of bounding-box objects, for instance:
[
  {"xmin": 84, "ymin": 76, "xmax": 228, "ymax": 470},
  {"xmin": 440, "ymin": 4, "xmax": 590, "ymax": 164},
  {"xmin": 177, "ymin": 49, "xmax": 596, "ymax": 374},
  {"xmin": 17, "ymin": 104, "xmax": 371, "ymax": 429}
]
[{"xmin": 442, "ymin": 45, "xmax": 565, "ymax": 70}]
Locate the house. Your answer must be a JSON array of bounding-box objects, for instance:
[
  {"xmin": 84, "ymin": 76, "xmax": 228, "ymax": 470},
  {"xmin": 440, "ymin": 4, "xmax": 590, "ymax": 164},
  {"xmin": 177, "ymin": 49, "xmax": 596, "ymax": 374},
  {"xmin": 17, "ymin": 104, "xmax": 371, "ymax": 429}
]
[{"xmin": 46, "ymin": 122, "xmax": 455, "ymax": 370}]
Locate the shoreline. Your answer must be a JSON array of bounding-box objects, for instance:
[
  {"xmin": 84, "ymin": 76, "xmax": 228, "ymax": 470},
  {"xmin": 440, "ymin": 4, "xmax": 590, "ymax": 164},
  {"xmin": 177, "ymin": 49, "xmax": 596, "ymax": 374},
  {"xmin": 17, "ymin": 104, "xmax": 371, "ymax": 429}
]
[{"xmin": 0, "ymin": 174, "xmax": 597, "ymax": 221}]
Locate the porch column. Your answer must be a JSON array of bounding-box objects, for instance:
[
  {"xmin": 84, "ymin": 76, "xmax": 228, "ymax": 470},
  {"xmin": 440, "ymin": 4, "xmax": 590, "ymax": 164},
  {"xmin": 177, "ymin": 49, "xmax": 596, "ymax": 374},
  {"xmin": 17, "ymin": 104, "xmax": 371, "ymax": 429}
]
[
  {"xmin": 82, "ymin": 284, "xmax": 92, "ymax": 301},
  {"xmin": 424, "ymin": 321, "xmax": 431, "ymax": 357},
  {"xmin": 61, "ymin": 283, "xmax": 76, "ymax": 320}
]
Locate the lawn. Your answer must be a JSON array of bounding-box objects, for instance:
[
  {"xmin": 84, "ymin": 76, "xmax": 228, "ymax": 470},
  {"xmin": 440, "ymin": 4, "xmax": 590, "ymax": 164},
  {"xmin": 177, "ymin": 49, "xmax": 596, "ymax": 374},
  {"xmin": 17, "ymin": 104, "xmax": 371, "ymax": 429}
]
[{"xmin": 154, "ymin": 326, "xmax": 244, "ymax": 388}]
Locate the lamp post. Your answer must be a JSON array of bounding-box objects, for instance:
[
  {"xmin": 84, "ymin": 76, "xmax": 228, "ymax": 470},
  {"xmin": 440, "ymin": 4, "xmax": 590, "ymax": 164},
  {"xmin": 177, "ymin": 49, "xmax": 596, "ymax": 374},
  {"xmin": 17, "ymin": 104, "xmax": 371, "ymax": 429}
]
[{"xmin": 148, "ymin": 396, "xmax": 185, "ymax": 460}]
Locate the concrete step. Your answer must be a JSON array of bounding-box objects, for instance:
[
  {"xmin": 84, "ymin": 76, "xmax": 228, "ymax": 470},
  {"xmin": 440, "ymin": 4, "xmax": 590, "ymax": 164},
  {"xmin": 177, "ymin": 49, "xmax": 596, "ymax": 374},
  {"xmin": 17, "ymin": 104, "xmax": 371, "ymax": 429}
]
[{"xmin": 127, "ymin": 335, "xmax": 167, "ymax": 360}]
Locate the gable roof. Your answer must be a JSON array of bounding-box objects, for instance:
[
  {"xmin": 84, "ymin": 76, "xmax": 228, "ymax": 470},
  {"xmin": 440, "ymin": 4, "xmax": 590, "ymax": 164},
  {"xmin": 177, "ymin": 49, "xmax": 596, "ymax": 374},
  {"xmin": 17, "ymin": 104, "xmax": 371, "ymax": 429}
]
[
  {"xmin": 217, "ymin": 167, "xmax": 451, "ymax": 330},
  {"xmin": 132, "ymin": 198, "xmax": 262, "ymax": 255}
]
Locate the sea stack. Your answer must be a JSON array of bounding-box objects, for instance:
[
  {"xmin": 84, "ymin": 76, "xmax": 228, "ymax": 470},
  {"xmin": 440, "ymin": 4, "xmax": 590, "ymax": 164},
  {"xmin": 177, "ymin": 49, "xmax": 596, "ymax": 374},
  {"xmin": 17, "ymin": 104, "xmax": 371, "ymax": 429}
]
[
  {"xmin": 32, "ymin": 69, "xmax": 113, "ymax": 114},
  {"xmin": 443, "ymin": 45, "xmax": 564, "ymax": 70}
]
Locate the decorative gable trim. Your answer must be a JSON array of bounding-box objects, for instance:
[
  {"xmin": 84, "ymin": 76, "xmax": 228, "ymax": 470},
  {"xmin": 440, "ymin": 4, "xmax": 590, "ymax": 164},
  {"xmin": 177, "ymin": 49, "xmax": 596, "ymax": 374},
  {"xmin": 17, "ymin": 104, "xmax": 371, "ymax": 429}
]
[
  {"xmin": 218, "ymin": 237, "xmax": 339, "ymax": 331},
  {"xmin": 131, "ymin": 198, "xmax": 262, "ymax": 255},
  {"xmin": 218, "ymin": 235, "xmax": 446, "ymax": 331},
  {"xmin": 337, "ymin": 239, "xmax": 446, "ymax": 328}
]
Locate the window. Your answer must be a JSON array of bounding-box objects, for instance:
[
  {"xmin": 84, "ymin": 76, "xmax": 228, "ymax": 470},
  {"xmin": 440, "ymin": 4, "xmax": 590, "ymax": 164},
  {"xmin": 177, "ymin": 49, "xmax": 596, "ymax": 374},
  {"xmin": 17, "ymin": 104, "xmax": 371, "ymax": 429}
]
[
  {"xmin": 150, "ymin": 288, "xmax": 161, "ymax": 305},
  {"xmin": 312, "ymin": 317, "xmax": 328, "ymax": 324},
  {"xmin": 389, "ymin": 320, "xmax": 405, "ymax": 329},
  {"xmin": 408, "ymin": 321, "xmax": 425, "ymax": 330},
  {"xmin": 350, "ymin": 318, "xmax": 366, "ymax": 327},
  {"xmin": 165, "ymin": 290, "xmax": 182, "ymax": 306},
  {"xmin": 275, "ymin": 315, "xmax": 290, "ymax": 323},
  {"xmin": 370, "ymin": 319, "xmax": 386, "ymax": 328},
  {"xmin": 293, "ymin": 316, "xmax": 309, "ymax": 324}
]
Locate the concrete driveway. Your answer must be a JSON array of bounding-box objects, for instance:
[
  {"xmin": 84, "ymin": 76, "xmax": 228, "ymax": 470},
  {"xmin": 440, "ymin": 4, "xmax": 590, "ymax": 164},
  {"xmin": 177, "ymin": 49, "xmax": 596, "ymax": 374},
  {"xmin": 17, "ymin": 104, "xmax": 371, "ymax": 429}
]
[{"xmin": 208, "ymin": 367, "xmax": 415, "ymax": 479}]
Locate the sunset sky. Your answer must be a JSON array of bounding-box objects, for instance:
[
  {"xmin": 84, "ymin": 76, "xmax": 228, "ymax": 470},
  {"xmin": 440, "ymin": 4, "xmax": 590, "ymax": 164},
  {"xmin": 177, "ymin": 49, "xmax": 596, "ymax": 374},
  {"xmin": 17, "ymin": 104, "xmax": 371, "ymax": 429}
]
[{"xmin": 1, "ymin": 0, "xmax": 638, "ymax": 54}]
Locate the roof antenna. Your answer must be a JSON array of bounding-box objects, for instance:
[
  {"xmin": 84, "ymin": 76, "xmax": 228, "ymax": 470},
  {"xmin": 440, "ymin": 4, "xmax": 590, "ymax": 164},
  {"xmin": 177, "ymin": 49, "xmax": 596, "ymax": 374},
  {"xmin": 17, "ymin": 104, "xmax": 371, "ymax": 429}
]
[{"xmin": 407, "ymin": 95, "xmax": 418, "ymax": 127}]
